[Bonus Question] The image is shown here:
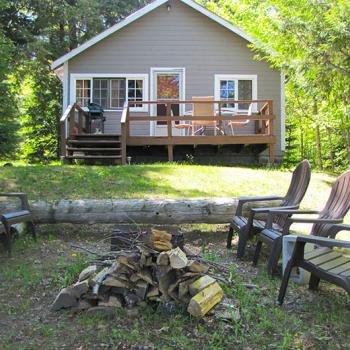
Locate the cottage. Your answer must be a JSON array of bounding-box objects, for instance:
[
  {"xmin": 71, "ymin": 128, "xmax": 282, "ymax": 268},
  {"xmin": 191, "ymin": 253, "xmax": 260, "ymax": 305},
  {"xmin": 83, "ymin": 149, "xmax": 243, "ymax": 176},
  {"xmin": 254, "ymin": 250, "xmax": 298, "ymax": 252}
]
[{"xmin": 52, "ymin": 0, "xmax": 284, "ymax": 165}]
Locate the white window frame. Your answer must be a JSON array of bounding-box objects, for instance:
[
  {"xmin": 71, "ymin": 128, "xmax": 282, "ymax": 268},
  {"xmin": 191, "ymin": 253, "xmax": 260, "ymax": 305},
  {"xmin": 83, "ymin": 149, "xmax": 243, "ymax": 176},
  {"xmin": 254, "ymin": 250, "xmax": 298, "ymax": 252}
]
[
  {"xmin": 214, "ymin": 74, "xmax": 258, "ymax": 112},
  {"xmin": 70, "ymin": 73, "xmax": 149, "ymax": 112}
]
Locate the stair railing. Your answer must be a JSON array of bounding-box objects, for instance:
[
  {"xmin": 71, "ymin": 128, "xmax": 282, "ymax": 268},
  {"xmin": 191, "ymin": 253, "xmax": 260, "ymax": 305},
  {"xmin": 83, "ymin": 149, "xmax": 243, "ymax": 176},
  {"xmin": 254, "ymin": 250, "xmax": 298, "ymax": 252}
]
[{"xmin": 59, "ymin": 103, "xmax": 86, "ymax": 158}]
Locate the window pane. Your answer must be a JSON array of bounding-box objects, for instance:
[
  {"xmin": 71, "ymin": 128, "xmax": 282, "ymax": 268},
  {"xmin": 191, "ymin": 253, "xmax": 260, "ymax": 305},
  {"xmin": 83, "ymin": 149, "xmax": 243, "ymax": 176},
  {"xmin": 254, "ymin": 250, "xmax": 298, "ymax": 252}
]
[
  {"xmin": 220, "ymin": 80, "xmax": 227, "ymax": 89},
  {"xmin": 76, "ymin": 79, "xmax": 91, "ymax": 107},
  {"xmin": 136, "ymin": 89, "xmax": 142, "ymax": 98},
  {"xmin": 227, "ymin": 80, "xmax": 235, "ymax": 90},
  {"xmin": 110, "ymin": 78, "xmax": 126, "ymax": 108},
  {"xmin": 157, "ymin": 74, "xmax": 179, "ymax": 99},
  {"xmin": 238, "ymin": 80, "xmax": 252, "ymax": 110},
  {"xmin": 127, "ymin": 79, "xmax": 143, "ymax": 108}
]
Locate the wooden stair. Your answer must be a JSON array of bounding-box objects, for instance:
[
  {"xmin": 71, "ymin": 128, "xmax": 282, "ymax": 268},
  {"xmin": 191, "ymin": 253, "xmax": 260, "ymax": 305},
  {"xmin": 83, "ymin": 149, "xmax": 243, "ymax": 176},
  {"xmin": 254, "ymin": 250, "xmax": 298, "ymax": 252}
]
[{"xmin": 66, "ymin": 134, "xmax": 123, "ymax": 164}]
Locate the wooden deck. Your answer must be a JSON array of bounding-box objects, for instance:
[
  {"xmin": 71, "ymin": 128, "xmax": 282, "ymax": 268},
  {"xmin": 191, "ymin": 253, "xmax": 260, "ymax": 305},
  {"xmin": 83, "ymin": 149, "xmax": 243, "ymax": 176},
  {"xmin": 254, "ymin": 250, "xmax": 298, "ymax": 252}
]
[
  {"xmin": 59, "ymin": 99, "xmax": 276, "ymax": 164},
  {"xmin": 121, "ymin": 99, "xmax": 276, "ymax": 164}
]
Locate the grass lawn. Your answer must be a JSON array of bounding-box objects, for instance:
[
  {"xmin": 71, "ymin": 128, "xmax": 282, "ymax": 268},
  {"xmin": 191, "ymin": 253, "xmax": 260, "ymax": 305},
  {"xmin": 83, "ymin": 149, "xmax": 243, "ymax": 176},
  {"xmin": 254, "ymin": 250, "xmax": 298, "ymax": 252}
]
[
  {"xmin": 0, "ymin": 225, "xmax": 349, "ymax": 350},
  {"xmin": 0, "ymin": 163, "xmax": 339, "ymax": 210}
]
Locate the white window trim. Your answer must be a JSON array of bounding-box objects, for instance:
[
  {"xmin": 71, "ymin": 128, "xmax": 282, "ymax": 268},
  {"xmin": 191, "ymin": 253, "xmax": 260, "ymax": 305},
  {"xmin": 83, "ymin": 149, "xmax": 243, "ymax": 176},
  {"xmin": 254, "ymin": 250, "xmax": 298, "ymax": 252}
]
[
  {"xmin": 70, "ymin": 73, "xmax": 149, "ymax": 112},
  {"xmin": 214, "ymin": 74, "xmax": 258, "ymax": 112}
]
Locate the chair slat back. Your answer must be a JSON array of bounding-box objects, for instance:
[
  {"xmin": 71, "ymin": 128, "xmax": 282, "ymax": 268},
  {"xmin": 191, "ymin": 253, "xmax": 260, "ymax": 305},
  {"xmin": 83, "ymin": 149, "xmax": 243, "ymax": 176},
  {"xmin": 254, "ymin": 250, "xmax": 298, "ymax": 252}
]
[
  {"xmin": 192, "ymin": 96, "xmax": 216, "ymax": 127},
  {"xmin": 275, "ymin": 160, "xmax": 311, "ymax": 227},
  {"xmin": 312, "ymin": 170, "xmax": 350, "ymax": 236}
]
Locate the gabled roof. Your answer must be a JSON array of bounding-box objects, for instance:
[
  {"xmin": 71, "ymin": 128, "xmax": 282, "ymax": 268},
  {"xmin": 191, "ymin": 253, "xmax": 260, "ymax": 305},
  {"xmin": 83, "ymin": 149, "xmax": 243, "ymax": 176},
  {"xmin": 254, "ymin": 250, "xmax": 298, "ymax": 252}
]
[{"xmin": 51, "ymin": 0, "xmax": 255, "ymax": 70}]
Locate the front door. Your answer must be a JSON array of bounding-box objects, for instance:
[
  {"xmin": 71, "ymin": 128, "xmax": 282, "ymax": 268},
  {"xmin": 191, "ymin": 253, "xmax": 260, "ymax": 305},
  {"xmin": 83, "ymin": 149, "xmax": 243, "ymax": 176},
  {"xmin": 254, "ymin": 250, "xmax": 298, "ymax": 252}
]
[{"xmin": 151, "ymin": 68, "xmax": 185, "ymax": 136}]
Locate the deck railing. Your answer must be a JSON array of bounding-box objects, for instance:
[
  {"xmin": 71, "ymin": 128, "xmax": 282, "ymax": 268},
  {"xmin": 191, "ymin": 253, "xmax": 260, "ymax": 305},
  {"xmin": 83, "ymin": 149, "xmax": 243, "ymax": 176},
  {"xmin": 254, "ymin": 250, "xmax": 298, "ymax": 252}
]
[
  {"xmin": 121, "ymin": 99, "xmax": 275, "ymax": 164},
  {"xmin": 59, "ymin": 103, "xmax": 85, "ymax": 158}
]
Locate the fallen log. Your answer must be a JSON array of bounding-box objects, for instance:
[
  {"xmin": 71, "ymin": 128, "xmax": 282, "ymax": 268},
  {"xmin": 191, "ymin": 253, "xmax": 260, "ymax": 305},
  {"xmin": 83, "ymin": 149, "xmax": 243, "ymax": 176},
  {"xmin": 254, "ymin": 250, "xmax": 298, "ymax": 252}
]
[{"xmin": 0, "ymin": 198, "xmax": 280, "ymax": 224}]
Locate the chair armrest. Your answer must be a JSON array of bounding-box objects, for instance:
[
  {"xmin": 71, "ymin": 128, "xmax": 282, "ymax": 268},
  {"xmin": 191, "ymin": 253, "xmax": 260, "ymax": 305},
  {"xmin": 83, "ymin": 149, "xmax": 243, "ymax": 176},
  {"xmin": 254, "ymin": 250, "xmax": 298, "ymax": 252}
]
[
  {"xmin": 267, "ymin": 209, "xmax": 320, "ymax": 216},
  {"xmin": 251, "ymin": 205, "xmax": 299, "ymax": 215},
  {"xmin": 0, "ymin": 192, "xmax": 30, "ymax": 210},
  {"xmin": 235, "ymin": 196, "xmax": 284, "ymax": 215},
  {"xmin": 286, "ymin": 217, "xmax": 343, "ymax": 225},
  {"xmin": 325, "ymin": 224, "xmax": 350, "ymax": 239},
  {"xmin": 295, "ymin": 234, "xmax": 350, "ymax": 249}
]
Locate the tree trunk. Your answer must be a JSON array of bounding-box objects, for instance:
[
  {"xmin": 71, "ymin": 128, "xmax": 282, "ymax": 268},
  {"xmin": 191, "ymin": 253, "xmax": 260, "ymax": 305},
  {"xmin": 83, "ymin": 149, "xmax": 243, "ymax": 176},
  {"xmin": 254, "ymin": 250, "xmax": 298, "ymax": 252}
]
[
  {"xmin": 314, "ymin": 101, "xmax": 323, "ymax": 170},
  {"xmin": 326, "ymin": 126, "xmax": 335, "ymax": 172}
]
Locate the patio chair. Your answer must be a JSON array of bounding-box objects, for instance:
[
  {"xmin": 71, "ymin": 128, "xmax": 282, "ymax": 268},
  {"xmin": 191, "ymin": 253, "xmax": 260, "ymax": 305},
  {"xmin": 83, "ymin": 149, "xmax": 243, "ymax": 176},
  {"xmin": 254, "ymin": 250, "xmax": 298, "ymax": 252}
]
[
  {"xmin": 278, "ymin": 224, "xmax": 350, "ymax": 305},
  {"xmin": 253, "ymin": 169, "xmax": 350, "ymax": 275},
  {"xmin": 0, "ymin": 192, "xmax": 36, "ymax": 255},
  {"xmin": 227, "ymin": 160, "xmax": 311, "ymax": 259},
  {"xmin": 227, "ymin": 103, "xmax": 253, "ymax": 135},
  {"xmin": 192, "ymin": 96, "xmax": 221, "ymax": 135}
]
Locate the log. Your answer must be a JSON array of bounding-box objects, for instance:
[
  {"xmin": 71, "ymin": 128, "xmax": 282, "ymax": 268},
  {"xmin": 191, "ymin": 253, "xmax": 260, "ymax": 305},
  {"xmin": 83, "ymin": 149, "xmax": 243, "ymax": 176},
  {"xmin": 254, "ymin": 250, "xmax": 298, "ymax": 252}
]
[
  {"xmin": 187, "ymin": 282, "xmax": 224, "ymax": 317},
  {"xmin": 187, "ymin": 260, "xmax": 209, "ymax": 273},
  {"xmin": 189, "ymin": 275, "xmax": 216, "ymax": 296},
  {"xmin": 146, "ymin": 229, "xmax": 173, "ymax": 251},
  {"xmin": 0, "ymin": 198, "xmax": 279, "ymax": 224},
  {"xmin": 167, "ymin": 247, "xmax": 188, "ymax": 269}
]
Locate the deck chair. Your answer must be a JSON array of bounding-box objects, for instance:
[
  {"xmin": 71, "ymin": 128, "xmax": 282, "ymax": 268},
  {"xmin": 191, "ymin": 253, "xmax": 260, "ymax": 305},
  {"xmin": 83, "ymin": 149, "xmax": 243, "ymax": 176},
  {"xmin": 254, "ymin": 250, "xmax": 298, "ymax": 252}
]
[
  {"xmin": 192, "ymin": 96, "xmax": 221, "ymax": 135},
  {"xmin": 0, "ymin": 192, "xmax": 36, "ymax": 255},
  {"xmin": 227, "ymin": 160, "xmax": 311, "ymax": 259},
  {"xmin": 227, "ymin": 103, "xmax": 253, "ymax": 135},
  {"xmin": 278, "ymin": 224, "xmax": 350, "ymax": 305},
  {"xmin": 254, "ymin": 169, "xmax": 350, "ymax": 274}
]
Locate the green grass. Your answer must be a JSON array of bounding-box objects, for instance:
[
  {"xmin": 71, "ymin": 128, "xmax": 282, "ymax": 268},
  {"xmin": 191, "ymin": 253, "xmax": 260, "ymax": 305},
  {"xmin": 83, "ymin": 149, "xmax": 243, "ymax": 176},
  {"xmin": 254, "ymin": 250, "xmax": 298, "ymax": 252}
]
[{"xmin": 0, "ymin": 163, "xmax": 337, "ymax": 210}]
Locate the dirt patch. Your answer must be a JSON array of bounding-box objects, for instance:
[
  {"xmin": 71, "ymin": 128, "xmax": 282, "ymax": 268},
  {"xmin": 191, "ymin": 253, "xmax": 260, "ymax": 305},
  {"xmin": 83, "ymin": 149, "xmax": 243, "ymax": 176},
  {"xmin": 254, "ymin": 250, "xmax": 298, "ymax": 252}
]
[{"xmin": 0, "ymin": 224, "xmax": 349, "ymax": 350}]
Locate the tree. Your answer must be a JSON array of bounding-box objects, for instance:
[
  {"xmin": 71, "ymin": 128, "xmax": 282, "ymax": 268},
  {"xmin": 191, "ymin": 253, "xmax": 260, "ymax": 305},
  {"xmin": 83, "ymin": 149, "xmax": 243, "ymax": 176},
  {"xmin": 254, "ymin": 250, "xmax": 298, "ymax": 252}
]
[{"xmin": 204, "ymin": 0, "xmax": 350, "ymax": 171}]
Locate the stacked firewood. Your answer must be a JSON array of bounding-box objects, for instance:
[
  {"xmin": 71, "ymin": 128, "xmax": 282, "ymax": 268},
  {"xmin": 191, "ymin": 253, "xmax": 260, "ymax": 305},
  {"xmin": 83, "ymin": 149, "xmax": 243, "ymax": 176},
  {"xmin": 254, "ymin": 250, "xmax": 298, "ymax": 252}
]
[{"xmin": 52, "ymin": 228, "xmax": 224, "ymax": 317}]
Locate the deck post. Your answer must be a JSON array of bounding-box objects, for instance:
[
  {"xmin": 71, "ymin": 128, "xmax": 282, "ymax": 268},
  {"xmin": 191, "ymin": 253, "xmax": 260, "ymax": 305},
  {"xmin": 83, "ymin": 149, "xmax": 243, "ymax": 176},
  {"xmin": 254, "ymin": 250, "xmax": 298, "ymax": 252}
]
[
  {"xmin": 121, "ymin": 102, "xmax": 128, "ymax": 165},
  {"xmin": 78, "ymin": 110, "xmax": 84, "ymax": 133},
  {"xmin": 268, "ymin": 114, "xmax": 275, "ymax": 164},
  {"xmin": 69, "ymin": 107, "xmax": 75, "ymax": 137},
  {"xmin": 60, "ymin": 121, "xmax": 66, "ymax": 158},
  {"xmin": 166, "ymin": 103, "xmax": 173, "ymax": 162}
]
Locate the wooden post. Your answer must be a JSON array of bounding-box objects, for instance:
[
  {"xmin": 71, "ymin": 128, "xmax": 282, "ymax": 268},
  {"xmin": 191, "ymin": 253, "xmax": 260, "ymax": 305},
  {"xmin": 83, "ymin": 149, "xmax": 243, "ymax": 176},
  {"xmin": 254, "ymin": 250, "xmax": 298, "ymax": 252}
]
[
  {"xmin": 166, "ymin": 103, "xmax": 173, "ymax": 162},
  {"xmin": 60, "ymin": 121, "xmax": 66, "ymax": 157},
  {"xmin": 78, "ymin": 110, "xmax": 84, "ymax": 134},
  {"xmin": 121, "ymin": 102, "xmax": 128, "ymax": 165},
  {"xmin": 268, "ymin": 115, "xmax": 275, "ymax": 164},
  {"xmin": 69, "ymin": 107, "xmax": 75, "ymax": 137}
]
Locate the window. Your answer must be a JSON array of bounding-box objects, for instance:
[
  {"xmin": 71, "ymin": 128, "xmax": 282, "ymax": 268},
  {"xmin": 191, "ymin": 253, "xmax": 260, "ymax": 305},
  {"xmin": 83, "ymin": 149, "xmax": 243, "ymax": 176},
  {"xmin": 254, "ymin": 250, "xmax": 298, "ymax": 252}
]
[
  {"xmin": 76, "ymin": 80, "xmax": 91, "ymax": 107},
  {"xmin": 128, "ymin": 79, "xmax": 143, "ymax": 108},
  {"xmin": 215, "ymin": 75, "xmax": 257, "ymax": 111},
  {"xmin": 93, "ymin": 79, "xmax": 109, "ymax": 109},
  {"xmin": 111, "ymin": 79, "xmax": 126, "ymax": 108},
  {"xmin": 74, "ymin": 76, "xmax": 147, "ymax": 110}
]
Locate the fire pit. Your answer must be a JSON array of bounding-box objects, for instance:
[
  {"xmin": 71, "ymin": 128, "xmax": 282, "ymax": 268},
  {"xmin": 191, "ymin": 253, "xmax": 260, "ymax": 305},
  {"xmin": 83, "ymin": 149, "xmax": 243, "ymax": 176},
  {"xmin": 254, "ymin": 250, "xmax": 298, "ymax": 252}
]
[{"xmin": 52, "ymin": 228, "xmax": 226, "ymax": 318}]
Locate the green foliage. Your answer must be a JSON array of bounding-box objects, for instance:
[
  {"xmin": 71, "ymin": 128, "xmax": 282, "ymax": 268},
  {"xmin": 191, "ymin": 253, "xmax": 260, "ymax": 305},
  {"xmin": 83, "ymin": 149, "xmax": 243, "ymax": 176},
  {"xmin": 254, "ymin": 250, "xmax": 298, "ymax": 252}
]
[
  {"xmin": 20, "ymin": 62, "xmax": 62, "ymax": 162},
  {"xmin": 0, "ymin": 30, "xmax": 19, "ymax": 158},
  {"xmin": 205, "ymin": 0, "xmax": 350, "ymax": 171},
  {"xmin": 0, "ymin": 0, "xmax": 148, "ymax": 162}
]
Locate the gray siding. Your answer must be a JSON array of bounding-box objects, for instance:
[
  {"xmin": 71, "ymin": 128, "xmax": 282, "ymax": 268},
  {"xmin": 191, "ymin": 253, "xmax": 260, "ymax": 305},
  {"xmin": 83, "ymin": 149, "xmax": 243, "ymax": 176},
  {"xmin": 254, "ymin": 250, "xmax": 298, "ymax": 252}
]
[{"xmin": 68, "ymin": 0, "xmax": 282, "ymax": 153}]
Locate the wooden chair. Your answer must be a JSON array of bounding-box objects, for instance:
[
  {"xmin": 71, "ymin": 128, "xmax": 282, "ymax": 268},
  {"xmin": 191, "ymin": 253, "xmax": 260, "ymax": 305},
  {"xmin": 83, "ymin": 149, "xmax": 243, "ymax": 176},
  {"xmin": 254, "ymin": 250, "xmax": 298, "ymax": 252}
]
[
  {"xmin": 227, "ymin": 160, "xmax": 311, "ymax": 259},
  {"xmin": 253, "ymin": 169, "xmax": 350, "ymax": 274},
  {"xmin": 278, "ymin": 224, "xmax": 350, "ymax": 305},
  {"xmin": 0, "ymin": 192, "xmax": 36, "ymax": 255}
]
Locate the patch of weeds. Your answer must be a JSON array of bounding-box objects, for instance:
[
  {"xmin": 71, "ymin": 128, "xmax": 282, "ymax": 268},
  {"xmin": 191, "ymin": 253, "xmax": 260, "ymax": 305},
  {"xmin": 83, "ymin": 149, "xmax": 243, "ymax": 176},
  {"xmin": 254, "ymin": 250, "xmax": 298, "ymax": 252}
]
[
  {"xmin": 2, "ymin": 261, "xmax": 43, "ymax": 290},
  {"xmin": 52, "ymin": 254, "xmax": 89, "ymax": 288},
  {"xmin": 38, "ymin": 324, "xmax": 55, "ymax": 337}
]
